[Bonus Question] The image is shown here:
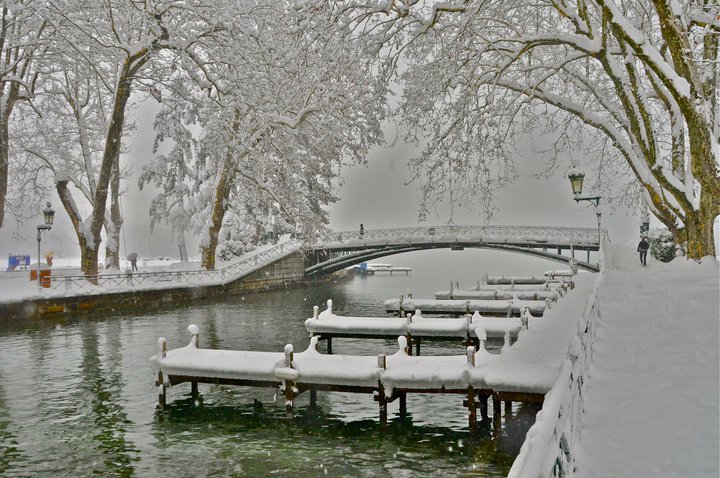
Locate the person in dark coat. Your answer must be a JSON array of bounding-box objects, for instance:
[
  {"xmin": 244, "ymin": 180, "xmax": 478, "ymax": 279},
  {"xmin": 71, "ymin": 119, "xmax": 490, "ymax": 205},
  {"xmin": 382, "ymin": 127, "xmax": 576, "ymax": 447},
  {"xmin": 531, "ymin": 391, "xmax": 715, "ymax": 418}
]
[
  {"xmin": 637, "ymin": 236, "xmax": 650, "ymax": 266},
  {"xmin": 127, "ymin": 252, "xmax": 138, "ymax": 272},
  {"xmin": 359, "ymin": 223, "xmax": 364, "ymax": 238}
]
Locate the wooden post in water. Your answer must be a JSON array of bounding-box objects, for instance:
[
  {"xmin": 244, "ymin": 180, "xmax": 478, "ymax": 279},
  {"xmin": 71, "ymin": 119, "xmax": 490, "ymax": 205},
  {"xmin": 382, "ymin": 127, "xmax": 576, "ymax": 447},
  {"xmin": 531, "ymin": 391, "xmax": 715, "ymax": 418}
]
[
  {"xmin": 376, "ymin": 355, "xmax": 388, "ymax": 425},
  {"xmin": 465, "ymin": 347, "xmax": 477, "ymax": 433},
  {"xmin": 310, "ymin": 389, "xmax": 317, "ymax": 408},
  {"xmin": 157, "ymin": 337, "xmax": 167, "ymax": 407},
  {"xmin": 284, "ymin": 344, "xmax": 294, "ymax": 418},
  {"xmin": 493, "ymin": 393, "xmax": 502, "ymax": 435},
  {"xmin": 479, "ymin": 393, "xmax": 489, "ymax": 421},
  {"xmin": 466, "ymin": 387, "xmax": 477, "ymax": 434},
  {"xmin": 505, "ymin": 400, "xmax": 512, "ymax": 417},
  {"xmin": 399, "ymin": 392, "xmax": 407, "ymax": 420},
  {"xmin": 188, "ymin": 325, "xmax": 199, "ymax": 398},
  {"xmin": 327, "ymin": 336, "xmax": 333, "ymax": 354}
]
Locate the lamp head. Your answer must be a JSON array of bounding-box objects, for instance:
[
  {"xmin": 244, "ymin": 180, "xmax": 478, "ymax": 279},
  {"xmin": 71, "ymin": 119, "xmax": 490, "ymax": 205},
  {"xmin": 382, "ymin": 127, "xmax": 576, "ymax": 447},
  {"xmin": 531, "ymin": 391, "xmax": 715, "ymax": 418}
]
[
  {"xmin": 568, "ymin": 172, "xmax": 585, "ymax": 196},
  {"xmin": 42, "ymin": 202, "xmax": 55, "ymax": 226}
]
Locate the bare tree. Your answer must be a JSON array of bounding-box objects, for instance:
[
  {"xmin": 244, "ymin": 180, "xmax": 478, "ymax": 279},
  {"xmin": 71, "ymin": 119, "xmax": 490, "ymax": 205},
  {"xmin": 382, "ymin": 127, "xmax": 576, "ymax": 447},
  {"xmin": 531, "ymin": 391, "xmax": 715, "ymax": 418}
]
[{"xmin": 327, "ymin": 0, "xmax": 719, "ymax": 258}]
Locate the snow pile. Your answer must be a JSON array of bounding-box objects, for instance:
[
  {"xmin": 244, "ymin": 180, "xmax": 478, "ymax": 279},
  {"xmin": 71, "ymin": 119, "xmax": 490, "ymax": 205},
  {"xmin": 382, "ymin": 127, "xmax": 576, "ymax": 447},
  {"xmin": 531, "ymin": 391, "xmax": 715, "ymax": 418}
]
[
  {"xmin": 575, "ymin": 247, "xmax": 719, "ymax": 478},
  {"xmin": 509, "ymin": 243, "xmax": 719, "ymax": 478}
]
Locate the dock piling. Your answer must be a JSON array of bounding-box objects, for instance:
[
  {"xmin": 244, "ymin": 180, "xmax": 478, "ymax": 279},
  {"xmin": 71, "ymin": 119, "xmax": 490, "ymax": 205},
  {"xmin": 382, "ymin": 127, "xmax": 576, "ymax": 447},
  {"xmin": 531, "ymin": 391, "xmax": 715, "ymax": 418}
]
[
  {"xmin": 157, "ymin": 337, "xmax": 167, "ymax": 407},
  {"xmin": 466, "ymin": 387, "xmax": 477, "ymax": 433},
  {"xmin": 493, "ymin": 393, "xmax": 502, "ymax": 436}
]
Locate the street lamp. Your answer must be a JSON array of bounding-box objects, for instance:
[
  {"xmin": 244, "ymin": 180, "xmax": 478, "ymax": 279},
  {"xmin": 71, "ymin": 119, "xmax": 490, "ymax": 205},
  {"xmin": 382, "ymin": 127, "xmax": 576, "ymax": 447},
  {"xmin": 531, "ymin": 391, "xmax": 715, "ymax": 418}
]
[
  {"xmin": 567, "ymin": 171, "xmax": 602, "ymax": 241},
  {"xmin": 36, "ymin": 202, "xmax": 55, "ymax": 291}
]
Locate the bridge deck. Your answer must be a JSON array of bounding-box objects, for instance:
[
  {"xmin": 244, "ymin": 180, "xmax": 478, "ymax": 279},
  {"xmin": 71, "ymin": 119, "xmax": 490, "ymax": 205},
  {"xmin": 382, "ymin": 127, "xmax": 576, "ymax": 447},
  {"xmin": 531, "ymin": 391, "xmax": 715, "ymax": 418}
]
[{"xmin": 305, "ymin": 225, "xmax": 603, "ymax": 276}]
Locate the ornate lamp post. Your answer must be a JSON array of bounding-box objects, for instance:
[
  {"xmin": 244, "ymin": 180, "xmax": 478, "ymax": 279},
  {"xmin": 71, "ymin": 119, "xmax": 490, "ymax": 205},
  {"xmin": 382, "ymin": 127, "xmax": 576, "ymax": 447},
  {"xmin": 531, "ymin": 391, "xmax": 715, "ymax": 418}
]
[
  {"xmin": 36, "ymin": 202, "xmax": 55, "ymax": 291},
  {"xmin": 567, "ymin": 171, "xmax": 602, "ymax": 241}
]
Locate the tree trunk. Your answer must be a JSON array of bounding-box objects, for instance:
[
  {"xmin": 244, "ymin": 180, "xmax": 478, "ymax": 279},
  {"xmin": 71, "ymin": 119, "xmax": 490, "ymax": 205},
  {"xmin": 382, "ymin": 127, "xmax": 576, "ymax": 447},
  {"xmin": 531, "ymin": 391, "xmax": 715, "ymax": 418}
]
[
  {"xmin": 679, "ymin": 193, "xmax": 718, "ymax": 259},
  {"xmin": 178, "ymin": 230, "xmax": 188, "ymax": 262},
  {"xmin": 0, "ymin": 116, "xmax": 8, "ymax": 230},
  {"xmin": 201, "ymin": 152, "xmax": 234, "ymax": 270},
  {"xmin": 104, "ymin": 161, "xmax": 123, "ymax": 269},
  {"xmin": 84, "ymin": 63, "xmax": 134, "ymax": 278},
  {"xmin": 57, "ymin": 180, "xmax": 100, "ymax": 284}
]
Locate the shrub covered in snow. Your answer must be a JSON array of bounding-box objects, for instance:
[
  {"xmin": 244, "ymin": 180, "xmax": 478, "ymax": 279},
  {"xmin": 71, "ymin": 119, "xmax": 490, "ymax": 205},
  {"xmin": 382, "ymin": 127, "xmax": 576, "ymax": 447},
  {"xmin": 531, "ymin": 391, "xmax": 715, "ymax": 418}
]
[
  {"xmin": 648, "ymin": 228, "xmax": 676, "ymax": 263},
  {"xmin": 217, "ymin": 241, "xmax": 248, "ymax": 261}
]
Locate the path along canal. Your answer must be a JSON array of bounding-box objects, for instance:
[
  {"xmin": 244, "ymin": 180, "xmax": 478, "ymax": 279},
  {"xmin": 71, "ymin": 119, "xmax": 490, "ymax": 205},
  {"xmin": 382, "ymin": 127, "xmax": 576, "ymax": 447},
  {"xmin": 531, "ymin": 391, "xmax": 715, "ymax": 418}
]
[{"xmin": 0, "ymin": 250, "xmax": 564, "ymax": 477}]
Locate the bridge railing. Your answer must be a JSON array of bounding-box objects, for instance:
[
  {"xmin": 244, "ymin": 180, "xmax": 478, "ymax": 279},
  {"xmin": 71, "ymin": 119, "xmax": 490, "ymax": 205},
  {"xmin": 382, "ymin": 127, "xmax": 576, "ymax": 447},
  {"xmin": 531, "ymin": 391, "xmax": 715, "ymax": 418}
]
[
  {"xmin": 49, "ymin": 239, "xmax": 301, "ymax": 292},
  {"xmin": 317, "ymin": 225, "xmax": 602, "ymax": 247}
]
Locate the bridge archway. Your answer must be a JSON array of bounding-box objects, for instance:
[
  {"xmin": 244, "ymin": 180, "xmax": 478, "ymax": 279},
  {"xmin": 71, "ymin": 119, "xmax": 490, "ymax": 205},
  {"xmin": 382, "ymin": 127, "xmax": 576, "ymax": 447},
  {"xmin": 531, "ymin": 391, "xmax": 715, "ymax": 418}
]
[
  {"xmin": 305, "ymin": 243, "xmax": 600, "ymax": 276},
  {"xmin": 305, "ymin": 225, "xmax": 602, "ymax": 276}
]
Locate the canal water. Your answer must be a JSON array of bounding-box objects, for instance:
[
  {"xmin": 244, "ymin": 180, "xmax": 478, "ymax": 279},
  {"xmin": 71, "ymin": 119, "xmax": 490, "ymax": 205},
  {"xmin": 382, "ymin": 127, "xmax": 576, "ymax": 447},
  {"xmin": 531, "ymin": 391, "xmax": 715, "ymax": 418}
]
[{"xmin": 0, "ymin": 249, "xmax": 565, "ymax": 477}]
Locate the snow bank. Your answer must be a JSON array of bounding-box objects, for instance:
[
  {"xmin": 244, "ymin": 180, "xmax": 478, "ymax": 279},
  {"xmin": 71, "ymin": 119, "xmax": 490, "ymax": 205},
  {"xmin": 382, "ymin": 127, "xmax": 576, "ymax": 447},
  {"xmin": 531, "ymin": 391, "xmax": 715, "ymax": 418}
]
[{"xmin": 508, "ymin": 244, "xmax": 606, "ymax": 478}]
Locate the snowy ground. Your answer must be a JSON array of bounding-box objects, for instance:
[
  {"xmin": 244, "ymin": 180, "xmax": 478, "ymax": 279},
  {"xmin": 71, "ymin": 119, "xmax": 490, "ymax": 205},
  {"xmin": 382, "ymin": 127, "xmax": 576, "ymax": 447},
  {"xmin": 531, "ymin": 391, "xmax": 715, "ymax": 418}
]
[
  {"xmin": 576, "ymin": 246, "xmax": 719, "ymax": 478},
  {"xmin": 0, "ymin": 239, "xmax": 293, "ymax": 303}
]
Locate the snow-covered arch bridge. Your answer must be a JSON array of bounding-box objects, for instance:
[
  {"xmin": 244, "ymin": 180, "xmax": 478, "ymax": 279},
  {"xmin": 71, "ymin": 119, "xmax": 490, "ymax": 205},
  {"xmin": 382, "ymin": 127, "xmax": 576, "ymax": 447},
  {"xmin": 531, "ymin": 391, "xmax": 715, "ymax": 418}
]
[{"xmin": 305, "ymin": 225, "xmax": 603, "ymax": 276}]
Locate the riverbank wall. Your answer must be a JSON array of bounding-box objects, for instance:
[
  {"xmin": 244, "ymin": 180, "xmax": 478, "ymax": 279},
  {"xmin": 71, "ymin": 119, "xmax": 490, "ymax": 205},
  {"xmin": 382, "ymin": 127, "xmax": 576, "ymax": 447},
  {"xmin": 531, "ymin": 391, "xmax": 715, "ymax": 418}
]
[{"xmin": 0, "ymin": 251, "xmax": 348, "ymax": 322}]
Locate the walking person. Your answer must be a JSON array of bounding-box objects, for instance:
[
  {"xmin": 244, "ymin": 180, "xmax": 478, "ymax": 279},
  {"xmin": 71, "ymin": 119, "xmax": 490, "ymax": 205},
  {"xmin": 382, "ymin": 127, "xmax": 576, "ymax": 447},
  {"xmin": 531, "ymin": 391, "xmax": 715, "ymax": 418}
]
[
  {"xmin": 359, "ymin": 223, "xmax": 364, "ymax": 238},
  {"xmin": 127, "ymin": 252, "xmax": 139, "ymax": 272},
  {"xmin": 637, "ymin": 236, "xmax": 650, "ymax": 266}
]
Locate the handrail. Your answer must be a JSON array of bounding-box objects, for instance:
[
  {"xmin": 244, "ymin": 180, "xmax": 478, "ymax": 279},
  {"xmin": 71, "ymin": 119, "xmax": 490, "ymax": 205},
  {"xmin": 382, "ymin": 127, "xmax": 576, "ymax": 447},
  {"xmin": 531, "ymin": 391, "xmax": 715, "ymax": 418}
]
[
  {"xmin": 50, "ymin": 239, "xmax": 302, "ymax": 292},
  {"xmin": 507, "ymin": 240, "xmax": 606, "ymax": 478},
  {"xmin": 315, "ymin": 225, "xmax": 603, "ymax": 247}
]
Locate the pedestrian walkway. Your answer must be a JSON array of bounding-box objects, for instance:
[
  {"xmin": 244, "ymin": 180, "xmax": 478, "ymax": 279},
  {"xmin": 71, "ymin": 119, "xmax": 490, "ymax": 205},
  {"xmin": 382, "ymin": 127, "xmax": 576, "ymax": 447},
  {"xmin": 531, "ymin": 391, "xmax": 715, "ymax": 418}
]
[{"xmin": 576, "ymin": 248, "xmax": 719, "ymax": 477}]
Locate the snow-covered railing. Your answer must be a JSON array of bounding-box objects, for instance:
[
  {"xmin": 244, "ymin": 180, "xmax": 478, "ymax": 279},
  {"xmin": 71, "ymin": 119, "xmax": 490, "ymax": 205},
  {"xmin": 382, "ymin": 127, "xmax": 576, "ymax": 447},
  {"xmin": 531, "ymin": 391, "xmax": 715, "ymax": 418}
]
[
  {"xmin": 316, "ymin": 225, "xmax": 603, "ymax": 248},
  {"xmin": 50, "ymin": 239, "xmax": 301, "ymax": 292},
  {"xmin": 507, "ymin": 243, "xmax": 606, "ymax": 478}
]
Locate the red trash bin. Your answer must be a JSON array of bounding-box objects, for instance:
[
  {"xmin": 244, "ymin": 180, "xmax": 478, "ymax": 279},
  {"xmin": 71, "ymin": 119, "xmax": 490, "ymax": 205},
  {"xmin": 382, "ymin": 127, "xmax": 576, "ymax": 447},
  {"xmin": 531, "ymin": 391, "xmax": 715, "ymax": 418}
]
[{"xmin": 30, "ymin": 263, "xmax": 52, "ymax": 288}]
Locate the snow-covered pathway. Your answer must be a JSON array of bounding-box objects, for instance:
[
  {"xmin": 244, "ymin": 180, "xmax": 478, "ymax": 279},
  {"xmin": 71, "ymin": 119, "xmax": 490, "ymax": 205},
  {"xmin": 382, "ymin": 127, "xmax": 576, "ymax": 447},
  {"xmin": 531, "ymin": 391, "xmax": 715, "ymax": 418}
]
[{"xmin": 576, "ymin": 248, "xmax": 719, "ymax": 477}]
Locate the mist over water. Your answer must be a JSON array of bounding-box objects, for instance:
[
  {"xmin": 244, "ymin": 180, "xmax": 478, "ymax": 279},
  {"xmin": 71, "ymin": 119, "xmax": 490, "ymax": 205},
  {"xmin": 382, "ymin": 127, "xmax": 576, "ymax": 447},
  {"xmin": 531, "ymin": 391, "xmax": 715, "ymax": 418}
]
[{"xmin": 0, "ymin": 251, "xmax": 556, "ymax": 477}]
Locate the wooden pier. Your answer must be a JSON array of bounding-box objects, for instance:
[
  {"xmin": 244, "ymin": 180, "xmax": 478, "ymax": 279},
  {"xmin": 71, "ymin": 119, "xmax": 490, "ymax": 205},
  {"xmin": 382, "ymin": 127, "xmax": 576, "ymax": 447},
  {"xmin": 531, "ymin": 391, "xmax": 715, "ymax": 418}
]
[
  {"xmin": 384, "ymin": 297, "xmax": 550, "ymax": 317},
  {"xmin": 305, "ymin": 303, "xmax": 539, "ymax": 354},
  {"xmin": 150, "ymin": 272, "xmax": 593, "ymax": 437},
  {"xmin": 151, "ymin": 326, "xmax": 548, "ymax": 434}
]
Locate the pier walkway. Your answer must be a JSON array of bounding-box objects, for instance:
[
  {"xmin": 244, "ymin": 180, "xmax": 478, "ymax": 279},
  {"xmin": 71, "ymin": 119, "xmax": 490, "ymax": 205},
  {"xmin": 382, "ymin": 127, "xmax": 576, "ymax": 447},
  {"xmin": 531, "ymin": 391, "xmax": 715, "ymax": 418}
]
[
  {"xmin": 305, "ymin": 305, "xmax": 542, "ymax": 352},
  {"xmin": 150, "ymin": 272, "xmax": 596, "ymax": 433}
]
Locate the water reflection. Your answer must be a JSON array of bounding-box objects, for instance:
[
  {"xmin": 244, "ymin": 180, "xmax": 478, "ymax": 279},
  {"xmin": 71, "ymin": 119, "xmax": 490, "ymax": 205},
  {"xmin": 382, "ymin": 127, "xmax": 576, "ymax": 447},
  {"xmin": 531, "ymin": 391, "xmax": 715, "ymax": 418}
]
[
  {"xmin": 152, "ymin": 398, "xmax": 513, "ymax": 477},
  {"xmin": 79, "ymin": 322, "xmax": 139, "ymax": 476},
  {"xmin": 0, "ymin": 378, "xmax": 23, "ymax": 474}
]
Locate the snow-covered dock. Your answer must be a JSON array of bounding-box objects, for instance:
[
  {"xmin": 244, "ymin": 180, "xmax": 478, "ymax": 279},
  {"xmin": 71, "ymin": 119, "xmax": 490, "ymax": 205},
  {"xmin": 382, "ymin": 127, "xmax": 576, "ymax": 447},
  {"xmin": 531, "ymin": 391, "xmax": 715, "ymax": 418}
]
[
  {"xmin": 384, "ymin": 297, "xmax": 550, "ymax": 317},
  {"xmin": 484, "ymin": 275, "xmax": 556, "ymax": 285},
  {"xmin": 151, "ymin": 273, "xmax": 595, "ymax": 433},
  {"xmin": 304, "ymin": 303, "xmax": 540, "ymax": 353},
  {"xmin": 352, "ymin": 264, "xmax": 412, "ymax": 275},
  {"xmin": 434, "ymin": 289, "xmax": 560, "ymax": 301}
]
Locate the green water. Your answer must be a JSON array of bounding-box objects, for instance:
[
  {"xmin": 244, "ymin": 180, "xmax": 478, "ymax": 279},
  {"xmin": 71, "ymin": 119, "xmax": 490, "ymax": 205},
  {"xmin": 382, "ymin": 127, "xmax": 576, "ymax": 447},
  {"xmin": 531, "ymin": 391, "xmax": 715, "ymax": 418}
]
[{"xmin": 0, "ymin": 250, "xmax": 554, "ymax": 477}]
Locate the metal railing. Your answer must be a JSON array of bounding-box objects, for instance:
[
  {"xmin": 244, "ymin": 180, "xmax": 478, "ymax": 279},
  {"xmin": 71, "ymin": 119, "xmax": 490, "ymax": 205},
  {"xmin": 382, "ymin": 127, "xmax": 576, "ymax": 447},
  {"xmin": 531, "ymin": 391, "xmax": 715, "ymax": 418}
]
[
  {"xmin": 314, "ymin": 225, "xmax": 603, "ymax": 248},
  {"xmin": 50, "ymin": 239, "xmax": 301, "ymax": 292}
]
